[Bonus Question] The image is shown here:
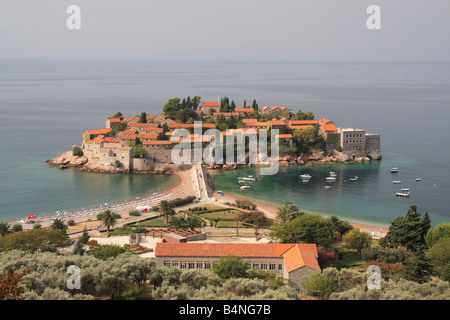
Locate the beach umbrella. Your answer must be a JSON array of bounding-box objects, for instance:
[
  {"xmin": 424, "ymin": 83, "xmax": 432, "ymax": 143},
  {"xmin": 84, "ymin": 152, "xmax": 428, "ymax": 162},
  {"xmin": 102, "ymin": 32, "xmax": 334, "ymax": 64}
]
[{"xmin": 26, "ymin": 214, "xmax": 37, "ymax": 219}]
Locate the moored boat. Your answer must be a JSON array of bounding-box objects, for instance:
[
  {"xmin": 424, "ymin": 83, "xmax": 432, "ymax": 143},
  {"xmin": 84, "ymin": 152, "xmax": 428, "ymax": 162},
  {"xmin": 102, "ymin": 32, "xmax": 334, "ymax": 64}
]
[
  {"xmin": 391, "ymin": 168, "xmax": 399, "ymax": 173},
  {"xmin": 392, "ymin": 181, "xmax": 401, "ymax": 184},
  {"xmin": 349, "ymin": 176, "xmax": 358, "ymax": 181},
  {"xmin": 396, "ymin": 192, "xmax": 409, "ymax": 198}
]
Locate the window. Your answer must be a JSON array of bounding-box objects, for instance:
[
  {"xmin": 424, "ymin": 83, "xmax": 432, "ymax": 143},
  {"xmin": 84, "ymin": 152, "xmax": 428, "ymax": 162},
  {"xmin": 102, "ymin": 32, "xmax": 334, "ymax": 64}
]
[
  {"xmin": 261, "ymin": 264, "xmax": 268, "ymax": 270},
  {"xmin": 204, "ymin": 262, "xmax": 211, "ymax": 270},
  {"xmin": 188, "ymin": 263, "xmax": 195, "ymax": 269},
  {"xmin": 252, "ymin": 264, "xmax": 260, "ymax": 269},
  {"xmin": 269, "ymin": 264, "xmax": 276, "ymax": 270},
  {"xmin": 164, "ymin": 261, "xmax": 170, "ymax": 267},
  {"xmin": 180, "ymin": 262, "xmax": 187, "ymax": 269},
  {"xmin": 278, "ymin": 264, "xmax": 283, "ymax": 270},
  {"xmin": 172, "ymin": 262, "xmax": 179, "ymax": 267},
  {"xmin": 196, "ymin": 262, "xmax": 203, "ymax": 269}
]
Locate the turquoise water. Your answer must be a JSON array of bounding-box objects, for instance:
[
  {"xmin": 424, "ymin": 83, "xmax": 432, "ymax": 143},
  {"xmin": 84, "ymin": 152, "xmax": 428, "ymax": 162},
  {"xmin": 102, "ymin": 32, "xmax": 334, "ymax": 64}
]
[
  {"xmin": 211, "ymin": 152, "xmax": 448, "ymax": 227},
  {"xmin": 0, "ymin": 60, "xmax": 449, "ymax": 226}
]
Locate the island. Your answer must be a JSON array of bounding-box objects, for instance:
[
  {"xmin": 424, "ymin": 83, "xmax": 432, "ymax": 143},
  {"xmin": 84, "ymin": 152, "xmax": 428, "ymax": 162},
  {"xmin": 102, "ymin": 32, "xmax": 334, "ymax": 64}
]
[{"xmin": 48, "ymin": 96, "xmax": 381, "ymax": 173}]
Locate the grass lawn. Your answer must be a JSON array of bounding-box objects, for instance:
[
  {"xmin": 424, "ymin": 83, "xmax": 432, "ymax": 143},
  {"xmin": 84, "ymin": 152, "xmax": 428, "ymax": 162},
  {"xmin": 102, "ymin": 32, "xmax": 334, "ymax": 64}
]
[
  {"xmin": 335, "ymin": 248, "xmax": 366, "ymax": 268},
  {"xmin": 134, "ymin": 213, "xmax": 187, "ymax": 228}
]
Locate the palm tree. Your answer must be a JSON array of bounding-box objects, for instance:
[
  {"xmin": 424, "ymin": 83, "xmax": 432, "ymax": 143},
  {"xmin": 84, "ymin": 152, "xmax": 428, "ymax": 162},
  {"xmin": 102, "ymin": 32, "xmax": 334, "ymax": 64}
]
[
  {"xmin": 159, "ymin": 200, "xmax": 175, "ymax": 225},
  {"xmin": 96, "ymin": 209, "xmax": 121, "ymax": 232},
  {"xmin": 169, "ymin": 216, "xmax": 187, "ymax": 229},
  {"xmin": 51, "ymin": 218, "xmax": 68, "ymax": 234},
  {"xmin": 186, "ymin": 217, "xmax": 202, "ymax": 230},
  {"xmin": 0, "ymin": 222, "xmax": 12, "ymax": 237}
]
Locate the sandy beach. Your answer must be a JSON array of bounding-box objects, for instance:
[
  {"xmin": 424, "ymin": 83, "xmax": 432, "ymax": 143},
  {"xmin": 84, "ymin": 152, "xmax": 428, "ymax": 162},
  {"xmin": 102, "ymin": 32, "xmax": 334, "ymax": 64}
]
[
  {"xmin": 212, "ymin": 190, "xmax": 389, "ymax": 239},
  {"xmin": 11, "ymin": 168, "xmax": 196, "ymax": 231}
]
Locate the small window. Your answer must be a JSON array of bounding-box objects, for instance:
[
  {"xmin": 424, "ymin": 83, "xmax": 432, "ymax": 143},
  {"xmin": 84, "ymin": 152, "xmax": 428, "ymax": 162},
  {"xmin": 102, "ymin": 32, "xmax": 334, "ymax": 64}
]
[
  {"xmin": 278, "ymin": 264, "xmax": 283, "ymax": 270},
  {"xmin": 252, "ymin": 264, "xmax": 260, "ymax": 269},
  {"xmin": 204, "ymin": 262, "xmax": 211, "ymax": 269},
  {"xmin": 188, "ymin": 263, "xmax": 195, "ymax": 269},
  {"xmin": 164, "ymin": 261, "xmax": 170, "ymax": 267},
  {"xmin": 261, "ymin": 264, "xmax": 268, "ymax": 270},
  {"xmin": 172, "ymin": 262, "xmax": 179, "ymax": 267},
  {"xmin": 196, "ymin": 262, "xmax": 203, "ymax": 269},
  {"xmin": 269, "ymin": 264, "xmax": 276, "ymax": 270},
  {"xmin": 180, "ymin": 262, "xmax": 187, "ymax": 269}
]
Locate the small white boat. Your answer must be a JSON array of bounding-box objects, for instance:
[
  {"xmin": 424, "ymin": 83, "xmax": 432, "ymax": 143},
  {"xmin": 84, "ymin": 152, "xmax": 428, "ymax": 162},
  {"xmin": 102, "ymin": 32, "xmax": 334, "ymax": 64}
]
[
  {"xmin": 329, "ymin": 171, "xmax": 337, "ymax": 177},
  {"xmin": 391, "ymin": 168, "xmax": 399, "ymax": 173},
  {"xmin": 349, "ymin": 176, "xmax": 358, "ymax": 181},
  {"xmin": 240, "ymin": 177, "xmax": 256, "ymax": 181},
  {"xmin": 326, "ymin": 177, "xmax": 336, "ymax": 181},
  {"xmin": 415, "ymin": 178, "xmax": 422, "ymax": 181},
  {"xmin": 396, "ymin": 192, "xmax": 409, "ymax": 198},
  {"xmin": 392, "ymin": 181, "xmax": 401, "ymax": 184},
  {"xmin": 401, "ymin": 188, "xmax": 410, "ymax": 192},
  {"xmin": 299, "ymin": 173, "xmax": 312, "ymax": 179},
  {"xmin": 324, "ymin": 186, "xmax": 331, "ymax": 189},
  {"xmin": 240, "ymin": 185, "xmax": 251, "ymax": 190}
]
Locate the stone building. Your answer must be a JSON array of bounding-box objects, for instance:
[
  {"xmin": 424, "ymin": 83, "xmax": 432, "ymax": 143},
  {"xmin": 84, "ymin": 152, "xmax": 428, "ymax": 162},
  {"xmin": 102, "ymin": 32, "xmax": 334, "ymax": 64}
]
[
  {"xmin": 154, "ymin": 243, "xmax": 321, "ymax": 292},
  {"xmin": 338, "ymin": 127, "xmax": 381, "ymax": 159}
]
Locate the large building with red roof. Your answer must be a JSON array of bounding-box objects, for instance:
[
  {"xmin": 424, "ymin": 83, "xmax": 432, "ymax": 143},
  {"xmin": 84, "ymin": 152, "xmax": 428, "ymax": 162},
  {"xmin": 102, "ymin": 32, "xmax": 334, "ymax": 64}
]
[{"xmin": 155, "ymin": 242, "xmax": 321, "ymax": 291}]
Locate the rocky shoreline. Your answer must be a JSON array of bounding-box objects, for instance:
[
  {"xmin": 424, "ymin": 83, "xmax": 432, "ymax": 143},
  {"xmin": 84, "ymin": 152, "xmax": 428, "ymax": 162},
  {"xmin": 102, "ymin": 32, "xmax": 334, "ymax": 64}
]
[
  {"xmin": 48, "ymin": 149, "xmax": 380, "ymax": 174},
  {"xmin": 47, "ymin": 151, "xmax": 171, "ymax": 174},
  {"xmin": 204, "ymin": 150, "xmax": 379, "ymax": 170}
]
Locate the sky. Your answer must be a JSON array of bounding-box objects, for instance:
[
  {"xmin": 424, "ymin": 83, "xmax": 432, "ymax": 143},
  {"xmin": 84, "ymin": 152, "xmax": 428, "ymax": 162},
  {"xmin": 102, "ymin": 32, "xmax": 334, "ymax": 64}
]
[{"xmin": 0, "ymin": 0, "xmax": 449, "ymax": 62}]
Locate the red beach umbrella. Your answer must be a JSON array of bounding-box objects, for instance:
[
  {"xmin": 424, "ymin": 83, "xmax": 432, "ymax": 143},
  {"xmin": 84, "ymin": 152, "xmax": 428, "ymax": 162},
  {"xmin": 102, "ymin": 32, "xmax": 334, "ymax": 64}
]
[{"xmin": 26, "ymin": 214, "xmax": 37, "ymax": 219}]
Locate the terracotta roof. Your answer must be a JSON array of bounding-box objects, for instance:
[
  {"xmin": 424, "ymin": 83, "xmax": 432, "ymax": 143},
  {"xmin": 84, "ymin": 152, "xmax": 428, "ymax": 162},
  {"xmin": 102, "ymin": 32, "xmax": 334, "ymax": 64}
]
[
  {"xmin": 222, "ymin": 128, "xmax": 258, "ymax": 136},
  {"xmin": 319, "ymin": 118, "xmax": 333, "ymax": 124},
  {"xmin": 270, "ymin": 106, "xmax": 279, "ymax": 110},
  {"xmin": 156, "ymin": 113, "xmax": 167, "ymax": 119},
  {"xmin": 269, "ymin": 120, "xmax": 287, "ymax": 126},
  {"xmin": 119, "ymin": 129, "xmax": 138, "ymax": 136},
  {"xmin": 104, "ymin": 137, "xmax": 121, "ymax": 143},
  {"xmin": 107, "ymin": 118, "xmax": 122, "ymax": 123},
  {"xmin": 277, "ymin": 134, "xmax": 293, "ymax": 139},
  {"xmin": 137, "ymin": 134, "xmax": 158, "ymax": 140},
  {"xmin": 155, "ymin": 243, "xmax": 321, "ymax": 272},
  {"xmin": 242, "ymin": 119, "xmax": 258, "ymax": 123},
  {"xmin": 322, "ymin": 123, "xmax": 338, "ymax": 132},
  {"xmin": 142, "ymin": 128, "xmax": 163, "ymax": 134},
  {"xmin": 234, "ymin": 108, "xmax": 254, "ymax": 113},
  {"xmin": 118, "ymin": 146, "xmax": 132, "ymax": 151},
  {"xmin": 201, "ymin": 102, "xmax": 220, "ymax": 107},
  {"xmin": 261, "ymin": 106, "xmax": 268, "ymax": 111},
  {"xmin": 289, "ymin": 120, "xmax": 319, "ymax": 125},
  {"xmin": 280, "ymin": 106, "xmax": 287, "ymax": 111},
  {"xmin": 248, "ymin": 122, "xmax": 269, "ymax": 127},
  {"xmin": 143, "ymin": 140, "xmax": 172, "ymax": 145},
  {"xmin": 85, "ymin": 128, "xmax": 112, "ymax": 135},
  {"xmin": 170, "ymin": 123, "xmax": 216, "ymax": 129},
  {"xmin": 119, "ymin": 135, "xmax": 138, "ymax": 140}
]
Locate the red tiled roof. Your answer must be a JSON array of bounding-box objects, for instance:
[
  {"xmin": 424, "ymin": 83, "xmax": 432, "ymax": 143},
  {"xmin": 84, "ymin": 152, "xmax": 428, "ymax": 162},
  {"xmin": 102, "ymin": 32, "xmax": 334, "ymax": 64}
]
[
  {"xmin": 119, "ymin": 135, "xmax": 138, "ymax": 140},
  {"xmin": 137, "ymin": 134, "xmax": 158, "ymax": 140},
  {"xmin": 155, "ymin": 243, "xmax": 321, "ymax": 272},
  {"xmin": 201, "ymin": 102, "xmax": 220, "ymax": 107},
  {"xmin": 290, "ymin": 120, "xmax": 319, "ymax": 125},
  {"xmin": 104, "ymin": 137, "xmax": 121, "ymax": 143},
  {"xmin": 322, "ymin": 123, "xmax": 338, "ymax": 132},
  {"xmin": 170, "ymin": 123, "xmax": 216, "ymax": 129},
  {"xmin": 261, "ymin": 106, "xmax": 268, "ymax": 111},
  {"xmin": 143, "ymin": 140, "xmax": 172, "ymax": 145},
  {"xmin": 269, "ymin": 120, "xmax": 287, "ymax": 126},
  {"xmin": 107, "ymin": 118, "xmax": 122, "ymax": 123},
  {"xmin": 85, "ymin": 128, "xmax": 112, "ymax": 135},
  {"xmin": 270, "ymin": 106, "xmax": 278, "ymax": 110},
  {"xmin": 248, "ymin": 122, "xmax": 269, "ymax": 127},
  {"xmin": 242, "ymin": 119, "xmax": 258, "ymax": 123},
  {"xmin": 277, "ymin": 134, "xmax": 293, "ymax": 139},
  {"xmin": 234, "ymin": 108, "xmax": 254, "ymax": 113},
  {"xmin": 287, "ymin": 125, "xmax": 313, "ymax": 130}
]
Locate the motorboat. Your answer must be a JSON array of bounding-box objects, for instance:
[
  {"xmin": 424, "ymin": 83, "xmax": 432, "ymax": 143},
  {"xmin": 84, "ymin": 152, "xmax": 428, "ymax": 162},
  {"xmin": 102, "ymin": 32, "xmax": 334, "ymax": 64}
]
[
  {"xmin": 240, "ymin": 185, "xmax": 251, "ymax": 190},
  {"xmin": 349, "ymin": 176, "xmax": 358, "ymax": 182},
  {"xmin": 326, "ymin": 176, "xmax": 336, "ymax": 182},
  {"xmin": 391, "ymin": 168, "xmax": 399, "ymax": 173},
  {"xmin": 392, "ymin": 181, "xmax": 401, "ymax": 184},
  {"xmin": 396, "ymin": 192, "xmax": 409, "ymax": 198},
  {"xmin": 329, "ymin": 171, "xmax": 337, "ymax": 177},
  {"xmin": 401, "ymin": 188, "xmax": 410, "ymax": 192},
  {"xmin": 239, "ymin": 176, "xmax": 256, "ymax": 181},
  {"xmin": 415, "ymin": 178, "xmax": 422, "ymax": 182},
  {"xmin": 299, "ymin": 173, "xmax": 312, "ymax": 179}
]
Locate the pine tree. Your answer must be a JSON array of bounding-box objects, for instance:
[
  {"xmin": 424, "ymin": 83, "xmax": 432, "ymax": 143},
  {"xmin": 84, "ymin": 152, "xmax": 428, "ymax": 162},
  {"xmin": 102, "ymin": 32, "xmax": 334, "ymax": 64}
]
[{"xmin": 139, "ymin": 112, "xmax": 147, "ymax": 123}]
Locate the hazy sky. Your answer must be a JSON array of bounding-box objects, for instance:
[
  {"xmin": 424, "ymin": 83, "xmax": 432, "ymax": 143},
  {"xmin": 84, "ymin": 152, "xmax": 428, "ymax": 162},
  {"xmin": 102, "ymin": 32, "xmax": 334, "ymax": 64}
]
[{"xmin": 1, "ymin": 0, "xmax": 449, "ymax": 61}]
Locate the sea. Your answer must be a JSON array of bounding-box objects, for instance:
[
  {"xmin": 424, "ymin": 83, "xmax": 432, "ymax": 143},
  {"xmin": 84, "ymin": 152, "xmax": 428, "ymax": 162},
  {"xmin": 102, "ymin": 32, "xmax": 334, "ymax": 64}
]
[{"xmin": 0, "ymin": 59, "xmax": 449, "ymax": 227}]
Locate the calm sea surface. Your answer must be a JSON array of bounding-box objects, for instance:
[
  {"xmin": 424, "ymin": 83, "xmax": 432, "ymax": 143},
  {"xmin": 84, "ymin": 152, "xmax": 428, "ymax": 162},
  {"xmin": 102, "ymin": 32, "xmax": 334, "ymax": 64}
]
[{"xmin": 0, "ymin": 59, "xmax": 449, "ymax": 226}]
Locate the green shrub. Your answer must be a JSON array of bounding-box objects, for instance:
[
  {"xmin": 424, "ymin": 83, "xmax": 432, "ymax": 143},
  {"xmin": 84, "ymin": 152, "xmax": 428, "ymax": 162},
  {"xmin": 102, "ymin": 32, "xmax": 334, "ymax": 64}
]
[
  {"xmin": 129, "ymin": 210, "xmax": 141, "ymax": 217},
  {"xmin": 11, "ymin": 224, "xmax": 23, "ymax": 232},
  {"xmin": 67, "ymin": 219, "xmax": 75, "ymax": 226},
  {"xmin": 72, "ymin": 146, "xmax": 84, "ymax": 157}
]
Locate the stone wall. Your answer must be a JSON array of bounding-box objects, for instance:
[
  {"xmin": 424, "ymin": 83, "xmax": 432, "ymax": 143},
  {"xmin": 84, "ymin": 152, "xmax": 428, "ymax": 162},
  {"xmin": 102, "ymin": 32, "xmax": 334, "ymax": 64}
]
[{"xmin": 365, "ymin": 134, "xmax": 381, "ymax": 159}]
